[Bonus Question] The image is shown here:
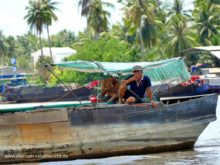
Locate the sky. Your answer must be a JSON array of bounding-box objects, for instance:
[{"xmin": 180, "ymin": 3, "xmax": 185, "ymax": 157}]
[{"xmin": 0, "ymin": 0, "xmax": 123, "ymax": 37}]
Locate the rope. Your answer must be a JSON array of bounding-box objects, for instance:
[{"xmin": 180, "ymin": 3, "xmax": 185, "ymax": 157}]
[
  {"xmin": 44, "ymin": 64, "xmax": 83, "ymax": 104},
  {"xmin": 96, "ymin": 72, "xmax": 101, "ymax": 105}
]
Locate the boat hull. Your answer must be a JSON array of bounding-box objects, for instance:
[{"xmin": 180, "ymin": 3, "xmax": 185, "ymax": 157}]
[
  {"xmin": 0, "ymin": 95, "xmax": 217, "ymax": 163},
  {"xmin": 155, "ymin": 83, "xmax": 220, "ymax": 99},
  {"xmin": 3, "ymin": 86, "xmax": 93, "ymax": 103}
]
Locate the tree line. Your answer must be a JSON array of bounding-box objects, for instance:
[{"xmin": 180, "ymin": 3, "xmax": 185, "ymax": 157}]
[{"xmin": 0, "ymin": 30, "xmax": 75, "ymax": 69}]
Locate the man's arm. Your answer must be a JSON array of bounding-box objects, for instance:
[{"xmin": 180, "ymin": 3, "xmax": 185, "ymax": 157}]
[
  {"xmin": 146, "ymin": 87, "xmax": 153, "ymax": 102},
  {"xmin": 122, "ymin": 76, "xmax": 137, "ymax": 86},
  {"xmin": 146, "ymin": 87, "xmax": 157, "ymax": 109}
]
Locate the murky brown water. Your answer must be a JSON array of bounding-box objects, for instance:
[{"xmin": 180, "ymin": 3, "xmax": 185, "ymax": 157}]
[{"xmin": 24, "ymin": 97, "xmax": 220, "ymax": 165}]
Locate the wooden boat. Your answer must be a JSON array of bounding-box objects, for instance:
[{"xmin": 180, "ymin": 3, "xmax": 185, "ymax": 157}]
[
  {"xmin": 154, "ymin": 83, "xmax": 196, "ymax": 99},
  {"xmin": 2, "ymin": 85, "xmax": 94, "ymax": 103},
  {"xmin": 159, "ymin": 93, "xmax": 216, "ymax": 104},
  {"xmin": 0, "ymin": 75, "xmax": 27, "ymax": 95},
  {"xmin": 155, "ymin": 77, "xmax": 220, "ymax": 99},
  {"xmin": 0, "ymin": 58, "xmax": 216, "ymax": 163},
  {"xmin": 0, "ymin": 94, "xmax": 217, "ymax": 163}
]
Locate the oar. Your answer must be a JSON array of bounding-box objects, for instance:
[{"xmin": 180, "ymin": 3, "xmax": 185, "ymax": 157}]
[{"xmin": 44, "ymin": 64, "xmax": 83, "ymax": 104}]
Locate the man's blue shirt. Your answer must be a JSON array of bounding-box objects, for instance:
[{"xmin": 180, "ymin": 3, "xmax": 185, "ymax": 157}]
[{"xmin": 126, "ymin": 75, "xmax": 152, "ymax": 99}]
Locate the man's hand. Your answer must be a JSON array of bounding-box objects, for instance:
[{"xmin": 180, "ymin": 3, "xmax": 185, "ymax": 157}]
[
  {"xmin": 122, "ymin": 76, "xmax": 138, "ymax": 86},
  {"xmin": 129, "ymin": 76, "xmax": 138, "ymax": 82},
  {"xmin": 151, "ymin": 101, "xmax": 157, "ymax": 109}
]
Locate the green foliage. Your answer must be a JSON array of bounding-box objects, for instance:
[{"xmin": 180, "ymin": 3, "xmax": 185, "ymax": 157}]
[
  {"xmin": 78, "ymin": 0, "xmax": 114, "ymax": 38},
  {"xmin": 193, "ymin": 0, "xmax": 220, "ymax": 45},
  {"xmin": 0, "ymin": 32, "xmax": 40, "ymax": 68},
  {"xmin": 121, "ymin": 0, "xmax": 161, "ymax": 52},
  {"xmin": 166, "ymin": 15, "xmax": 195, "ymax": 57},
  {"xmin": 70, "ymin": 33, "xmax": 136, "ymax": 62},
  {"xmin": 50, "ymin": 30, "xmax": 76, "ymax": 47},
  {"xmin": 48, "ymin": 67, "xmax": 101, "ymax": 85},
  {"xmin": 35, "ymin": 56, "xmax": 53, "ymax": 84},
  {"xmin": 48, "ymin": 33, "xmax": 141, "ymax": 85}
]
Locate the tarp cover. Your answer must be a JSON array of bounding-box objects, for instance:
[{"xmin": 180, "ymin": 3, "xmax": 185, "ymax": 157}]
[{"xmin": 55, "ymin": 57, "xmax": 190, "ymax": 82}]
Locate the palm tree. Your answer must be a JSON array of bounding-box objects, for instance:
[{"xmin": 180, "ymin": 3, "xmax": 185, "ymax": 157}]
[
  {"xmin": 0, "ymin": 31, "xmax": 5, "ymax": 66},
  {"xmin": 165, "ymin": 0, "xmax": 194, "ymax": 57},
  {"xmin": 120, "ymin": 0, "xmax": 160, "ymax": 54},
  {"xmin": 166, "ymin": 15, "xmax": 195, "ymax": 57},
  {"xmin": 4, "ymin": 36, "xmax": 16, "ymax": 65},
  {"xmin": 193, "ymin": 2, "xmax": 220, "ymax": 45},
  {"xmin": 41, "ymin": 0, "xmax": 59, "ymax": 60},
  {"xmin": 24, "ymin": 0, "xmax": 47, "ymax": 57},
  {"xmin": 78, "ymin": 0, "xmax": 114, "ymax": 39},
  {"xmin": 168, "ymin": 0, "xmax": 190, "ymax": 17},
  {"xmin": 78, "ymin": 0, "xmax": 91, "ymax": 17},
  {"xmin": 51, "ymin": 30, "xmax": 75, "ymax": 47},
  {"xmin": 195, "ymin": 0, "xmax": 220, "ymax": 8},
  {"xmin": 0, "ymin": 35, "xmax": 16, "ymax": 66}
]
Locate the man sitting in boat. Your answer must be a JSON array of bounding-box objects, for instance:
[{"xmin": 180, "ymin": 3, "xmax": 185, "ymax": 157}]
[{"xmin": 119, "ymin": 65, "xmax": 157, "ymax": 108}]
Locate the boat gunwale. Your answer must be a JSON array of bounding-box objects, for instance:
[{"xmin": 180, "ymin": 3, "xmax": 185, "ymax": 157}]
[
  {"xmin": 0, "ymin": 93, "xmax": 217, "ymax": 114},
  {"xmin": 75, "ymin": 93, "xmax": 218, "ymax": 110}
]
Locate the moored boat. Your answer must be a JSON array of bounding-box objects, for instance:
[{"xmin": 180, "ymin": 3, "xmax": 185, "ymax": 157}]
[
  {"xmin": 155, "ymin": 75, "xmax": 220, "ymax": 99},
  {"xmin": 0, "ymin": 58, "xmax": 218, "ymax": 163},
  {"xmin": 2, "ymin": 85, "xmax": 94, "ymax": 103},
  {"xmin": 0, "ymin": 94, "xmax": 217, "ymax": 163}
]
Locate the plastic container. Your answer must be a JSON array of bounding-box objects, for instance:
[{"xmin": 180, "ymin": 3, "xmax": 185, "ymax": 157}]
[{"xmin": 89, "ymin": 95, "xmax": 98, "ymax": 103}]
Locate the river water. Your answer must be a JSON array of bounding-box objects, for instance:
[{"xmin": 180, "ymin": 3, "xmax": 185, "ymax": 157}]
[{"xmin": 27, "ymin": 97, "xmax": 220, "ymax": 165}]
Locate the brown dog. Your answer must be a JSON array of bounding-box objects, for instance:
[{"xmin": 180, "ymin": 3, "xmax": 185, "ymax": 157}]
[
  {"xmin": 118, "ymin": 84, "xmax": 127, "ymax": 103},
  {"xmin": 100, "ymin": 77, "xmax": 120, "ymax": 102}
]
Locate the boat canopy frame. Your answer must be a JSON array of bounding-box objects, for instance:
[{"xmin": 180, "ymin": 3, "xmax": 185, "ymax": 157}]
[{"xmin": 54, "ymin": 57, "xmax": 190, "ymax": 83}]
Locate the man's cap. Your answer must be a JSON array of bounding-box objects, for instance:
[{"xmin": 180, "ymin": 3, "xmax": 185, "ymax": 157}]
[{"xmin": 133, "ymin": 65, "xmax": 143, "ymax": 71}]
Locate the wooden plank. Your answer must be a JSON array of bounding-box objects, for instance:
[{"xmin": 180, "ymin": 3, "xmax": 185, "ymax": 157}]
[
  {"xmin": 0, "ymin": 125, "xmax": 22, "ymax": 145},
  {"xmin": 160, "ymin": 93, "xmax": 215, "ymax": 101},
  {"xmin": 18, "ymin": 122, "xmax": 72, "ymax": 144},
  {"xmin": 0, "ymin": 109, "xmax": 68, "ymax": 125},
  {"xmin": 0, "ymin": 121, "xmax": 72, "ymax": 145}
]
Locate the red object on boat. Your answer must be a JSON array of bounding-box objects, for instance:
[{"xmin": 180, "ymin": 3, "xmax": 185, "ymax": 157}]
[
  {"xmin": 191, "ymin": 75, "xmax": 200, "ymax": 82},
  {"xmin": 181, "ymin": 75, "xmax": 201, "ymax": 86},
  {"xmin": 90, "ymin": 95, "xmax": 98, "ymax": 103},
  {"xmin": 86, "ymin": 80, "xmax": 100, "ymax": 89},
  {"xmin": 181, "ymin": 80, "xmax": 192, "ymax": 86}
]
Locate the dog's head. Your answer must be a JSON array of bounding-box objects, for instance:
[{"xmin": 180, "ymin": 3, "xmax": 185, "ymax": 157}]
[{"xmin": 101, "ymin": 77, "xmax": 119, "ymax": 94}]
